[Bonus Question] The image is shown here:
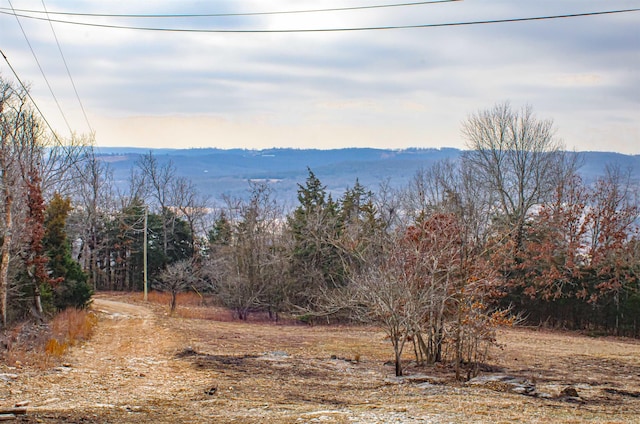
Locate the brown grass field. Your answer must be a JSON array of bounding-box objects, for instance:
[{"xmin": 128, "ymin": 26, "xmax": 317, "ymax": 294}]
[{"xmin": 1, "ymin": 291, "xmax": 638, "ymax": 423}]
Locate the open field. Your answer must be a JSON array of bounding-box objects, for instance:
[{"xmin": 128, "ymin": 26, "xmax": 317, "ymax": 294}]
[{"xmin": 1, "ymin": 292, "xmax": 639, "ymax": 423}]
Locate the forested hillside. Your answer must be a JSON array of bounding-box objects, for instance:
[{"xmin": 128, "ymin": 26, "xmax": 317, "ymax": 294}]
[
  {"xmin": 2, "ymin": 79, "xmax": 639, "ymax": 379},
  {"xmin": 94, "ymin": 146, "xmax": 640, "ymax": 204}
]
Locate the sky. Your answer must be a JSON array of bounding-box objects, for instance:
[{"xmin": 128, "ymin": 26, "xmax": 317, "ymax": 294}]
[{"xmin": 1, "ymin": 0, "xmax": 639, "ymax": 154}]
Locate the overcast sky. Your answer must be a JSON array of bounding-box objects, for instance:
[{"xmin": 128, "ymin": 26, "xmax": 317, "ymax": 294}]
[{"xmin": 1, "ymin": 0, "xmax": 639, "ymax": 153}]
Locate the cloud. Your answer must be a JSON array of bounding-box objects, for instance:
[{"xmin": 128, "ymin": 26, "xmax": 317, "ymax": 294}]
[{"xmin": 1, "ymin": 0, "xmax": 638, "ymax": 153}]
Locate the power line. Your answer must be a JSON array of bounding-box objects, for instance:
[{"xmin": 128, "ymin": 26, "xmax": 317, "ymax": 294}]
[
  {"xmin": 40, "ymin": 0, "xmax": 94, "ymax": 135},
  {"xmin": 0, "ymin": 48, "xmax": 65, "ymax": 146},
  {"xmin": 7, "ymin": 0, "xmax": 73, "ymax": 136},
  {"xmin": 0, "ymin": 0, "xmax": 462, "ymax": 18},
  {"xmin": 2, "ymin": 48, "xmax": 94, "ymax": 187},
  {"xmin": 0, "ymin": 7, "xmax": 638, "ymax": 33}
]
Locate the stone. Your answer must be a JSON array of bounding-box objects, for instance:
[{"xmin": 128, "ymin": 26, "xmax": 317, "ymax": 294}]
[
  {"xmin": 559, "ymin": 386, "xmax": 579, "ymax": 398},
  {"xmin": 0, "ymin": 374, "xmax": 18, "ymax": 382},
  {"xmin": 467, "ymin": 374, "xmax": 537, "ymax": 396}
]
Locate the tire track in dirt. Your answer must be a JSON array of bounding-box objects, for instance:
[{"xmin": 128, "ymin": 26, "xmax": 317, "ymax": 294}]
[{"xmin": 8, "ymin": 297, "xmax": 207, "ymax": 422}]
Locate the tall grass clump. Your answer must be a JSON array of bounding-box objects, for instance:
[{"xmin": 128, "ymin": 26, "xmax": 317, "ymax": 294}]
[
  {"xmin": 46, "ymin": 308, "xmax": 98, "ymax": 357},
  {"xmin": 3, "ymin": 308, "xmax": 98, "ymax": 368}
]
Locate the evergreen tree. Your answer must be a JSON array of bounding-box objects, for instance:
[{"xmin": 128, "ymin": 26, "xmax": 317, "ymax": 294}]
[
  {"xmin": 287, "ymin": 169, "xmax": 345, "ymax": 308},
  {"xmin": 164, "ymin": 208, "xmax": 194, "ymax": 264},
  {"xmin": 107, "ymin": 199, "xmax": 161, "ymax": 291},
  {"xmin": 338, "ymin": 179, "xmax": 383, "ymax": 275},
  {"xmin": 208, "ymin": 211, "xmax": 232, "ymax": 247},
  {"xmin": 44, "ymin": 194, "xmax": 93, "ymax": 309}
]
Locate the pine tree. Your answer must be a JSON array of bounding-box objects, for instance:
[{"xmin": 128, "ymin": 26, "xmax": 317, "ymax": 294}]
[
  {"xmin": 44, "ymin": 194, "xmax": 93, "ymax": 309},
  {"xmin": 208, "ymin": 211, "xmax": 232, "ymax": 247},
  {"xmin": 287, "ymin": 169, "xmax": 345, "ymax": 309},
  {"xmin": 338, "ymin": 179, "xmax": 382, "ymax": 276}
]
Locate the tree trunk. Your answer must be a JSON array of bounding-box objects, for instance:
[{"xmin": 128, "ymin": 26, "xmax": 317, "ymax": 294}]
[
  {"xmin": 455, "ymin": 312, "xmax": 463, "ymax": 381},
  {"xmin": 0, "ymin": 191, "xmax": 12, "ymax": 328},
  {"xmin": 170, "ymin": 291, "xmax": 177, "ymax": 314},
  {"xmin": 33, "ymin": 278, "xmax": 43, "ymax": 318},
  {"xmin": 434, "ymin": 319, "xmax": 444, "ymax": 363},
  {"xmin": 394, "ymin": 347, "xmax": 403, "ymax": 377}
]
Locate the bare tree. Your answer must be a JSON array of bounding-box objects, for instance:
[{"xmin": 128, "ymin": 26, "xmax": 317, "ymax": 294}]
[
  {"xmin": 353, "ymin": 234, "xmax": 413, "ymax": 377},
  {"xmin": 71, "ymin": 148, "xmax": 116, "ymax": 289},
  {"xmin": 206, "ymin": 182, "xmax": 288, "ymax": 320},
  {"xmin": 0, "ymin": 78, "xmax": 93, "ymax": 325},
  {"xmin": 171, "ymin": 176, "xmax": 209, "ymax": 259},
  {"xmin": 154, "ymin": 259, "xmax": 196, "ymax": 314},
  {"xmin": 349, "ymin": 162, "xmax": 511, "ymax": 378},
  {"xmin": 352, "ymin": 212, "xmax": 464, "ymax": 377},
  {"xmin": 136, "ymin": 151, "xmax": 176, "ymax": 259},
  {"xmin": 374, "ymin": 178, "xmax": 402, "ymax": 230},
  {"xmin": 0, "ymin": 79, "xmax": 45, "ymax": 326},
  {"xmin": 461, "ymin": 102, "xmax": 576, "ymax": 255},
  {"xmin": 419, "ymin": 160, "xmax": 512, "ymax": 379},
  {"xmin": 40, "ymin": 133, "xmax": 93, "ymax": 198}
]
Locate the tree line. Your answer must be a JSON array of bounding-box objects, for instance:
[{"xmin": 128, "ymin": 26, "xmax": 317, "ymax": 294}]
[{"xmin": 2, "ymin": 77, "xmax": 638, "ymax": 377}]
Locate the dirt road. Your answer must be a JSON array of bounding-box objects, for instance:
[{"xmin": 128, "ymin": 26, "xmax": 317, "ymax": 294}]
[
  {"xmin": 1, "ymin": 295, "xmax": 639, "ymax": 423},
  {"xmin": 3, "ymin": 297, "xmax": 200, "ymax": 422}
]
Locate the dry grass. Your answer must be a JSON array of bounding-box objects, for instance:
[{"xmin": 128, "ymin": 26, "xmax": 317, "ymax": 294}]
[
  {"xmin": 45, "ymin": 308, "xmax": 98, "ymax": 357},
  {"xmin": 142, "ymin": 290, "xmax": 237, "ymax": 320},
  {"xmin": 4, "ymin": 295, "xmax": 639, "ymax": 423},
  {"xmin": 51, "ymin": 308, "xmax": 98, "ymax": 342},
  {"xmin": 164, "ymin": 317, "xmax": 640, "ymax": 423},
  {"xmin": 3, "ymin": 307, "xmax": 98, "ymax": 368},
  {"xmin": 141, "ymin": 290, "xmax": 298, "ymax": 322},
  {"xmin": 173, "ymin": 305, "xmax": 234, "ymax": 321},
  {"xmin": 144, "ymin": 290, "xmax": 206, "ymax": 307}
]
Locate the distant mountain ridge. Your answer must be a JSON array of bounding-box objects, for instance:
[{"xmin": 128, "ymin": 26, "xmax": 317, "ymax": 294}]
[{"xmin": 94, "ymin": 147, "xmax": 640, "ymax": 204}]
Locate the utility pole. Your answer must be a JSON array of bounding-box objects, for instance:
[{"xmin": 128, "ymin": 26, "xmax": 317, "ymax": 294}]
[{"xmin": 143, "ymin": 207, "xmax": 148, "ymax": 301}]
